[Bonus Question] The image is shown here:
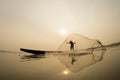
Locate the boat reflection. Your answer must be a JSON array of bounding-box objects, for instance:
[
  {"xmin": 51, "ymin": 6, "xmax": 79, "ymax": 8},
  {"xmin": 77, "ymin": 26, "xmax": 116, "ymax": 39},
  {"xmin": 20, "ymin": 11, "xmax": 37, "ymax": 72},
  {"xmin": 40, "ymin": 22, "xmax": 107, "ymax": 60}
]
[
  {"xmin": 20, "ymin": 54, "xmax": 46, "ymax": 62},
  {"xmin": 20, "ymin": 47, "xmax": 106, "ymax": 72}
]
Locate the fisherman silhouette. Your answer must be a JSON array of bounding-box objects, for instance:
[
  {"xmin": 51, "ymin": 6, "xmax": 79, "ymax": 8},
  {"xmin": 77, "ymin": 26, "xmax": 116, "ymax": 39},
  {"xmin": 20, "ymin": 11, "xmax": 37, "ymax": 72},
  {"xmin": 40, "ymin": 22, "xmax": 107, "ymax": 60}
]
[{"xmin": 67, "ymin": 40, "xmax": 76, "ymax": 51}]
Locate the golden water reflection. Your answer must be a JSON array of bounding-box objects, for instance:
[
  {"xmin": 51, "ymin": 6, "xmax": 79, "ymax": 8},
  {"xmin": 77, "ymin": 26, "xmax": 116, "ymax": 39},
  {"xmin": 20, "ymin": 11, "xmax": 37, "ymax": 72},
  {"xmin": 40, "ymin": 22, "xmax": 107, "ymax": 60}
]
[
  {"xmin": 20, "ymin": 46, "xmax": 106, "ymax": 72},
  {"xmin": 62, "ymin": 70, "xmax": 69, "ymax": 75},
  {"xmin": 0, "ymin": 44, "xmax": 120, "ymax": 80}
]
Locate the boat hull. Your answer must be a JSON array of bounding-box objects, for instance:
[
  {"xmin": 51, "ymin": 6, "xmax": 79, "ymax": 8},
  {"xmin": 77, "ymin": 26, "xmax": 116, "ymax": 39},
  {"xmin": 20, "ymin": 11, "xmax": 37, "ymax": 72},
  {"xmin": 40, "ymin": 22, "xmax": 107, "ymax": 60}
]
[{"xmin": 20, "ymin": 48, "xmax": 45, "ymax": 54}]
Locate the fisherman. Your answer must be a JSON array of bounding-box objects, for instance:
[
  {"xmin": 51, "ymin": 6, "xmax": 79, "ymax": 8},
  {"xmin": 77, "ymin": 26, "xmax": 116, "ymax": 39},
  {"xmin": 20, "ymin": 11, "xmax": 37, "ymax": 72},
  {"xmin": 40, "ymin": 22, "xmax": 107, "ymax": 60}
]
[{"xmin": 67, "ymin": 40, "xmax": 76, "ymax": 51}]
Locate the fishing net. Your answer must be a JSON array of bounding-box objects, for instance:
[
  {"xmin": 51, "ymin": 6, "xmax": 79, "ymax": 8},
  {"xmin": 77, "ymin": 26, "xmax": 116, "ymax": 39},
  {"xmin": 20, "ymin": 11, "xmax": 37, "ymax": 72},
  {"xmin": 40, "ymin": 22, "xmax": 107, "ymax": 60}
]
[
  {"xmin": 58, "ymin": 33, "xmax": 101, "ymax": 51},
  {"xmin": 58, "ymin": 33, "xmax": 106, "ymax": 72}
]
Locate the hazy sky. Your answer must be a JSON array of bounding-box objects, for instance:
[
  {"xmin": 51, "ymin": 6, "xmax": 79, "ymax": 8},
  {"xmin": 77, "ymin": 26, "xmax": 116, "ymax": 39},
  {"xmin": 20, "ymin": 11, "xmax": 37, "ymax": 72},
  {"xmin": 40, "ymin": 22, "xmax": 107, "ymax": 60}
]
[{"xmin": 0, "ymin": 0, "xmax": 120, "ymax": 51}]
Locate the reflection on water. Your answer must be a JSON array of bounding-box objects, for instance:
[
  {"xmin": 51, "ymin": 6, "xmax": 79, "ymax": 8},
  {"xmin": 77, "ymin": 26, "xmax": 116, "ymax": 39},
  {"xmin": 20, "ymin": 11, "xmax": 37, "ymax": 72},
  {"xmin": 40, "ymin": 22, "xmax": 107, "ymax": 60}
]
[
  {"xmin": 0, "ymin": 43, "xmax": 120, "ymax": 80},
  {"xmin": 59, "ymin": 47, "xmax": 106, "ymax": 72},
  {"xmin": 20, "ymin": 54, "xmax": 46, "ymax": 62},
  {"xmin": 63, "ymin": 70, "xmax": 69, "ymax": 75},
  {"xmin": 20, "ymin": 46, "xmax": 106, "ymax": 72}
]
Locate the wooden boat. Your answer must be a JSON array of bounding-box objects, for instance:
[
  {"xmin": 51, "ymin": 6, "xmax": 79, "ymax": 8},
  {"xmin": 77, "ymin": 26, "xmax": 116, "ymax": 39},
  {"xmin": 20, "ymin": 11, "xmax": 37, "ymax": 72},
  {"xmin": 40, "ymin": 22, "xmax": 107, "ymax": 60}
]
[
  {"xmin": 20, "ymin": 48, "xmax": 93, "ymax": 55},
  {"xmin": 20, "ymin": 48, "xmax": 45, "ymax": 54}
]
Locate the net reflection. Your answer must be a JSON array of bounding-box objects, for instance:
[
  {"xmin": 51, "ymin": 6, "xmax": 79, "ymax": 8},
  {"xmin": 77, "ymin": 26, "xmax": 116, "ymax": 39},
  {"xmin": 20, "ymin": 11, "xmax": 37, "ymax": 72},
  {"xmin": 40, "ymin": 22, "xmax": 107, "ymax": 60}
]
[
  {"xmin": 19, "ymin": 47, "xmax": 106, "ymax": 72},
  {"xmin": 59, "ymin": 47, "xmax": 106, "ymax": 72}
]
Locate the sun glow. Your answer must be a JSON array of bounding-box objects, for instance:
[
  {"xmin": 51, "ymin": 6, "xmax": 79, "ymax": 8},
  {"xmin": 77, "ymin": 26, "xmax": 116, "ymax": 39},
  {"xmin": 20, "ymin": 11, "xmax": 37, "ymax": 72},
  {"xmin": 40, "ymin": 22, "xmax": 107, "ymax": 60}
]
[{"xmin": 59, "ymin": 28, "xmax": 67, "ymax": 35}]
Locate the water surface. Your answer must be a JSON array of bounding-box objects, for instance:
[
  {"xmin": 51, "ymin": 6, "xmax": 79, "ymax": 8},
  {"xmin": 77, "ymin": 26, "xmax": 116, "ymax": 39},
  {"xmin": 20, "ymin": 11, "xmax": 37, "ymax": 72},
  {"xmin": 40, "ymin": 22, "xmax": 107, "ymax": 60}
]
[{"xmin": 0, "ymin": 45, "xmax": 120, "ymax": 80}]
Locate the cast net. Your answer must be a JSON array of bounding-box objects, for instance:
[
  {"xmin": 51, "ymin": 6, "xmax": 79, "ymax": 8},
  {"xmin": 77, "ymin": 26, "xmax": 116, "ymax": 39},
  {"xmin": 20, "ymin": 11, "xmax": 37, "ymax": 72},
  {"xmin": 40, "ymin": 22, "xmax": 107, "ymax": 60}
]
[
  {"xmin": 58, "ymin": 33, "xmax": 106, "ymax": 72},
  {"xmin": 58, "ymin": 33, "xmax": 101, "ymax": 51}
]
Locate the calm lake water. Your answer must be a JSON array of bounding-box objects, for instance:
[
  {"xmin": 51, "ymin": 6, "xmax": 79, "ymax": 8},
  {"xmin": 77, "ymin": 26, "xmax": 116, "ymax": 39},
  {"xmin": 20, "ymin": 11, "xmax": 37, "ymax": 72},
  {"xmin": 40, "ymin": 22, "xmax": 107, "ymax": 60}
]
[{"xmin": 0, "ymin": 45, "xmax": 120, "ymax": 80}]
